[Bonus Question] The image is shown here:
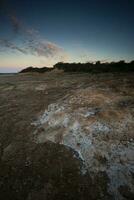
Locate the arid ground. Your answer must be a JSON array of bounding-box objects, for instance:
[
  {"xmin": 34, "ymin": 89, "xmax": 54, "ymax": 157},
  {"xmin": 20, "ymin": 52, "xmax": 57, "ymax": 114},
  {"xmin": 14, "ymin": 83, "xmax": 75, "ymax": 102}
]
[{"xmin": 0, "ymin": 71, "xmax": 134, "ymax": 200}]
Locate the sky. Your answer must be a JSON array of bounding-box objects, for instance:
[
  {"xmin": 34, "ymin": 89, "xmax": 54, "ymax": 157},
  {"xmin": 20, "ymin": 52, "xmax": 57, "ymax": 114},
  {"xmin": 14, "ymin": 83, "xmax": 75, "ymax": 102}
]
[{"xmin": 0, "ymin": 0, "xmax": 134, "ymax": 72}]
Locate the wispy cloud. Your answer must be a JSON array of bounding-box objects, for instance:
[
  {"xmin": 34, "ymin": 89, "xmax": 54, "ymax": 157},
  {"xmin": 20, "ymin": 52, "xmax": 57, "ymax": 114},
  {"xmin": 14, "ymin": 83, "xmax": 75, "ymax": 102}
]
[
  {"xmin": 0, "ymin": 39, "xmax": 27, "ymax": 54},
  {"xmin": 27, "ymin": 39, "xmax": 66, "ymax": 58},
  {"xmin": 9, "ymin": 14, "xmax": 21, "ymax": 34},
  {"xmin": 0, "ymin": 14, "xmax": 69, "ymax": 62}
]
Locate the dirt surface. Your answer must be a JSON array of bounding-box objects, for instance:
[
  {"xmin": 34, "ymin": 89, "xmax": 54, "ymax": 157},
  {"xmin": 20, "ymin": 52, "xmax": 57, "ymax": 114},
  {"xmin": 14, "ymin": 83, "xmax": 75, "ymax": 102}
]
[{"xmin": 0, "ymin": 71, "xmax": 134, "ymax": 200}]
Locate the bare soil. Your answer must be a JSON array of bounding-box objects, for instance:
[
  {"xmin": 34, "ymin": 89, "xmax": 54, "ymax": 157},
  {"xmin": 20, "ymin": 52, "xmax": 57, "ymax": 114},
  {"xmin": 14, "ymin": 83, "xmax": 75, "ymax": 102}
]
[{"xmin": 0, "ymin": 71, "xmax": 134, "ymax": 200}]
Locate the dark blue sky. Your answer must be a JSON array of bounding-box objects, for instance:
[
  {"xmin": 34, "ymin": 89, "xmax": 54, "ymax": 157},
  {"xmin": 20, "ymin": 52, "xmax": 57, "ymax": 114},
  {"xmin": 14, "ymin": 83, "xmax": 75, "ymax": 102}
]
[{"xmin": 0, "ymin": 0, "xmax": 134, "ymax": 71}]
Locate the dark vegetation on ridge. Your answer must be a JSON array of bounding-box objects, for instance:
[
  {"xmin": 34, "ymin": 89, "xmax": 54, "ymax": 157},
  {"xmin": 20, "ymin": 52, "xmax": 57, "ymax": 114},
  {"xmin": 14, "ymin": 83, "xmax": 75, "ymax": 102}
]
[
  {"xmin": 20, "ymin": 66, "xmax": 53, "ymax": 73},
  {"xmin": 20, "ymin": 60, "xmax": 134, "ymax": 73},
  {"xmin": 54, "ymin": 60, "xmax": 134, "ymax": 73}
]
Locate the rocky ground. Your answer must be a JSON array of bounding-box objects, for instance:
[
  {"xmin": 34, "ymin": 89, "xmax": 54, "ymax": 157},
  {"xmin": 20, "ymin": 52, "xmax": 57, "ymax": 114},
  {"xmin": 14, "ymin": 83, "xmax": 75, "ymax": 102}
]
[{"xmin": 0, "ymin": 71, "xmax": 134, "ymax": 200}]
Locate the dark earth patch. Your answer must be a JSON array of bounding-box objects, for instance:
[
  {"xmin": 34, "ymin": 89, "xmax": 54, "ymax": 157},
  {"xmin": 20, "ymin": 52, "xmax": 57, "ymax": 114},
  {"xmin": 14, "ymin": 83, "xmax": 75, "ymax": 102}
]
[{"xmin": 0, "ymin": 141, "xmax": 112, "ymax": 200}]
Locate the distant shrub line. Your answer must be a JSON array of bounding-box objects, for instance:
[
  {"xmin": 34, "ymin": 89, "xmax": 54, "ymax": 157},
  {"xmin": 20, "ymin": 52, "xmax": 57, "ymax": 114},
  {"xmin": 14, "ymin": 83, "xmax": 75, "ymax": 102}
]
[
  {"xmin": 20, "ymin": 67, "xmax": 53, "ymax": 73},
  {"xmin": 54, "ymin": 61, "xmax": 134, "ymax": 73},
  {"xmin": 20, "ymin": 60, "xmax": 134, "ymax": 73}
]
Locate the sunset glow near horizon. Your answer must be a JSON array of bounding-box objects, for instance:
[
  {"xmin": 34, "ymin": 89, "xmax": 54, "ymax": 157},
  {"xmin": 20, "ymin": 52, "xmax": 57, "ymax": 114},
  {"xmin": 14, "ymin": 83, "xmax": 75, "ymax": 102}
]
[{"xmin": 0, "ymin": 0, "xmax": 134, "ymax": 72}]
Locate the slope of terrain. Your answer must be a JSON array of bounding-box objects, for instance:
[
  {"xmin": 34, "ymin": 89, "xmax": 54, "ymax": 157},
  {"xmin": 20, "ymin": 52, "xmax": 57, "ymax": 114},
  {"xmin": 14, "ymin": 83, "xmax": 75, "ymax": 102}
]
[{"xmin": 0, "ymin": 71, "xmax": 134, "ymax": 200}]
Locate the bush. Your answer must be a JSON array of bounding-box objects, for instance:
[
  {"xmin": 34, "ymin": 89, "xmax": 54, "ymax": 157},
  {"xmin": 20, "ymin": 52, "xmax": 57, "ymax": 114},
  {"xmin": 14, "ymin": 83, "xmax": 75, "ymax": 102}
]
[{"xmin": 54, "ymin": 61, "xmax": 134, "ymax": 73}]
